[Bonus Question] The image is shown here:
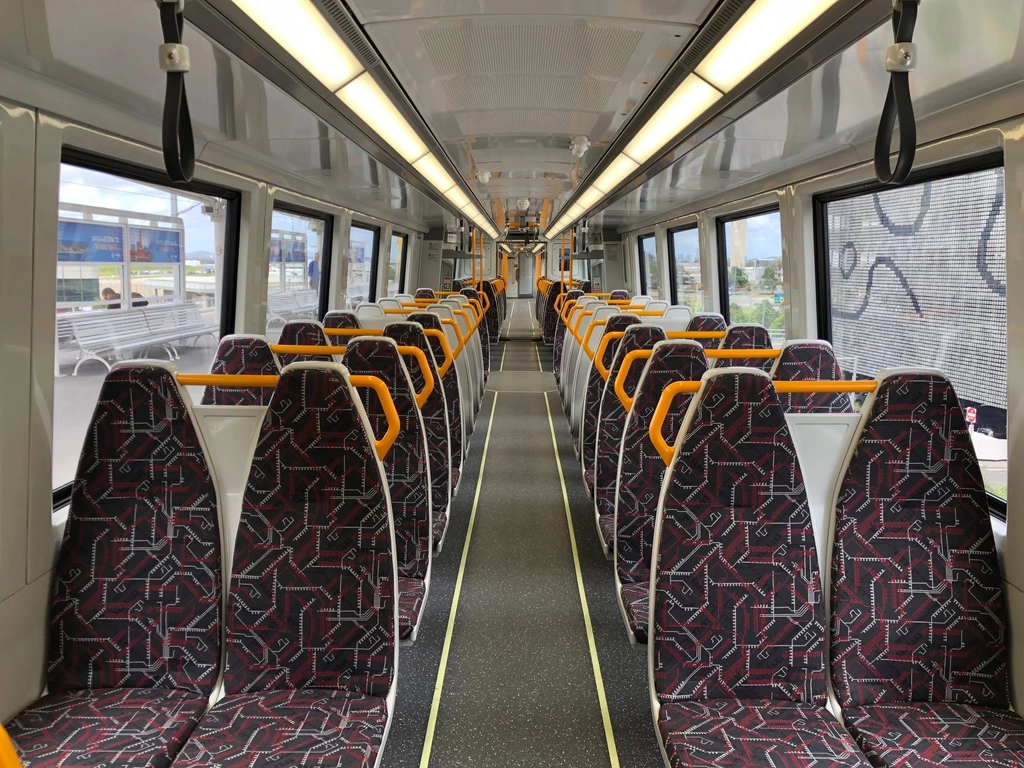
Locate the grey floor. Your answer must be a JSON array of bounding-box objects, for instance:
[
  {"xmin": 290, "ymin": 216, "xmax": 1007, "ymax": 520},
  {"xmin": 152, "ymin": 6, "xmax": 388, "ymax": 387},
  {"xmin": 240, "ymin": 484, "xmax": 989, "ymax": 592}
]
[{"xmin": 382, "ymin": 299, "xmax": 663, "ymax": 768}]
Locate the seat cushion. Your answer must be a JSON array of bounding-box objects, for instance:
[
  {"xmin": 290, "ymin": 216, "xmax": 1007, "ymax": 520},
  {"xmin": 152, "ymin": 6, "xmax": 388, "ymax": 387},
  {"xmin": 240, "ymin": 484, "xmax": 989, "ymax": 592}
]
[
  {"xmin": 173, "ymin": 690, "xmax": 388, "ymax": 767},
  {"xmin": 432, "ymin": 516, "xmax": 448, "ymax": 550},
  {"xmin": 843, "ymin": 703, "xmax": 1024, "ymax": 767},
  {"xmin": 7, "ymin": 688, "xmax": 207, "ymax": 768},
  {"xmin": 598, "ymin": 513, "xmax": 615, "ymax": 548},
  {"xmin": 399, "ymin": 577, "xmax": 426, "ymax": 641},
  {"xmin": 620, "ymin": 582, "xmax": 649, "ymax": 643},
  {"xmin": 659, "ymin": 700, "xmax": 871, "ymax": 767}
]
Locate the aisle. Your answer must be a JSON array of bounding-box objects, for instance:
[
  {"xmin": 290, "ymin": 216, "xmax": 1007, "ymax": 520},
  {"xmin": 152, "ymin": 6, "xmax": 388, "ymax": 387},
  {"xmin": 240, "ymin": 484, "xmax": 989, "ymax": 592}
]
[{"xmin": 502, "ymin": 297, "xmax": 541, "ymax": 340}]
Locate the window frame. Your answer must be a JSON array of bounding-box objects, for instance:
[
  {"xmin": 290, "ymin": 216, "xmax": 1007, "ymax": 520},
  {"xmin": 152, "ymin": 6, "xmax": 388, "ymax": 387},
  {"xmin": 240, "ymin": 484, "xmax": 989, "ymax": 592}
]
[
  {"xmin": 54, "ymin": 149, "xmax": 243, "ymax": 508},
  {"xmin": 352, "ymin": 220, "xmax": 382, "ymax": 303},
  {"xmin": 666, "ymin": 223, "xmax": 699, "ymax": 306},
  {"xmin": 715, "ymin": 203, "xmax": 781, "ymax": 325},
  {"xmin": 271, "ymin": 200, "xmax": 334, "ymax": 321},
  {"xmin": 811, "ymin": 151, "xmax": 1007, "ymax": 519},
  {"xmin": 391, "ymin": 230, "xmax": 409, "ymax": 294},
  {"xmin": 637, "ymin": 232, "xmax": 656, "ymax": 295}
]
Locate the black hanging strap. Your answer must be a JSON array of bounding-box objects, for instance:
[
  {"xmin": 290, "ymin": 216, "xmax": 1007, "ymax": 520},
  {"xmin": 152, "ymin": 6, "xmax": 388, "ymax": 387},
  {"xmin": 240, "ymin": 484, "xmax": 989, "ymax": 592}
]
[
  {"xmin": 874, "ymin": 0, "xmax": 921, "ymax": 185},
  {"xmin": 159, "ymin": 0, "xmax": 195, "ymax": 183}
]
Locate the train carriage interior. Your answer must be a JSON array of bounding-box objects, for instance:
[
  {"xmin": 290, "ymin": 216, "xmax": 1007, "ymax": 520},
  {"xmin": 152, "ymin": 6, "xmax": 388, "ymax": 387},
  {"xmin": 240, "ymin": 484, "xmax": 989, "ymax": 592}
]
[{"xmin": 2, "ymin": 0, "xmax": 1024, "ymax": 766}]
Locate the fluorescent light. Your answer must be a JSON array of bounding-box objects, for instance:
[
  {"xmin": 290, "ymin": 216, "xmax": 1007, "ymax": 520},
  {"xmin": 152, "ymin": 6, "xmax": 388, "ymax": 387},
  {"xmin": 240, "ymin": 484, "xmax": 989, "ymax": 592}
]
[
  {"xmin": 697, "ymin": 0, "xmax": 839, "ymax": 92},
  {"xmin": 532, "ymin": 243, "xmax": 546, "ymax": 254},
  {"xmin": 567, "ymin": 203, "xmax": 585, "ymax": 219},
  {"xmin": 413, "ymin": 154, "xmax": 456, "ymax": 193},
  {"xmin": 577, "ymin": 187, "xmax": 604, "ymax": 211},
  {"xmin": 446, "ymin": 187, "xmax": 471, "ymax": 210},
  {"xmin": 623, "ymin": 75, "xmax": 722, "ymax": 165},
  {"xmin": 337, "ymin": 73, "xmax": 428, "ymax": 163},
  {"xmin": 232, "ymin": 0, "xmax": 363, "ymax": 91},
  {"xmin": 592, "ymin": 155, "xmax": 640, "ymax": 195},
  {"xmin": 499, "ymin": 243, "xmax": 512, "ymax": 254}
]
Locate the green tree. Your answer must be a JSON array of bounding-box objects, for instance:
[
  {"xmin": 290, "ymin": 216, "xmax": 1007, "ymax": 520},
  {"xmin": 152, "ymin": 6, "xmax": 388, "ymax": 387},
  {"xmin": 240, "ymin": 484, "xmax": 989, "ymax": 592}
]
[
  {"xmin": 730, "ymin": 266, "xmax": 749, "ymax": 289},
  {"xmin": 760, "ymin": 263, "xmax": 779, "ymax": 291}
]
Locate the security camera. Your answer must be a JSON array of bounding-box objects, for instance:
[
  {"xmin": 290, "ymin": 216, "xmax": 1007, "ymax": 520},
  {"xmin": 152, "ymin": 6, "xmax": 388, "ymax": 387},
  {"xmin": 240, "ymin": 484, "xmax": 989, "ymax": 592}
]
[
  {"xmin": 516, "ymin": 198, "xmax": 531, "ymax": 212},
  {"xmin": 477, "ymin": 169, "xmax": 491, "ymax": 184},
  {"xmin": 570, "ymin": 136, "xmax": 591, "ymax": 159}
]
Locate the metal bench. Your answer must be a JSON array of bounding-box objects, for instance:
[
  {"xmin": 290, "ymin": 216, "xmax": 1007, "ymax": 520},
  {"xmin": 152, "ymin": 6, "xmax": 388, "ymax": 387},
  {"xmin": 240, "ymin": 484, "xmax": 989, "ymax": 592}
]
[{"xmin": 266, "ymin": 289, "xmax": 319, "ymax": 325}]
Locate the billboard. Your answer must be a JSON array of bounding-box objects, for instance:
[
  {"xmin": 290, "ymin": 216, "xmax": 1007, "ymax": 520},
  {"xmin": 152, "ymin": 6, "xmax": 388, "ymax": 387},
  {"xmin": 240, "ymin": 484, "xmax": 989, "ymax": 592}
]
[
  {"xmin": 270, "ymin": 233, "xmax": 308, "ymax": 263},
  {"xmin": 129, "ymin": 227, "xmax": 182, "ymax": 263},
  {"xmin": 57, "ymin": 221, "xmax": 124, "ymax": 262}
]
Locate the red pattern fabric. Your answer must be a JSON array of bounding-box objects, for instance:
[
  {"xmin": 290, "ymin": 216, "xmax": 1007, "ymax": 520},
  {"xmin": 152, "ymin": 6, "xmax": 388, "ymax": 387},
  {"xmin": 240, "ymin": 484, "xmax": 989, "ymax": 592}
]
[
  {"xmin": 685, "ymin": 313, "xmax": 727, "ymax": 350},
  {"xmin": 202, "ymin": 336, "xmax": 280, "ymax": 405},
  {"xmin": 399, "ymin": 577, "xmax": 426, "ymax": 641},
  {"xmin": 619, "ymin": 582, "xmax": 649, "ymax": 643},
  {"xmin": 323, "ymin": 311, "xmax": 360, "ymax": 330},
  {"xmin": 773, "ymin": 342, "xmax": 853, "ymax": 414},
  {"xmin": 277, "ymin": 321, "xmax": 334, "ymax": 366},
  {"xmin": 717, "ymin": 324, "xmax": 774, "ymax": 371}
]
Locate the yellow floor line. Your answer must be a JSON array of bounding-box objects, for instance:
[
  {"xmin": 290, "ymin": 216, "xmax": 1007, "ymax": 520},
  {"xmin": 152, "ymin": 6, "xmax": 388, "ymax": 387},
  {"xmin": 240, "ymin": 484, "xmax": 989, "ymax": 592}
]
[
  {"xmin": 543, "ymin": 392, "xmax": 621, "ymax": 768},
  {"xmin": 418, "ymin": 393, "xmax": 500, "ymax": 768},
  {"xmin": 500, "ymin": 341, "xmax": 507, "ymax": 371},
  {"xmin": 536, "ymin": 340, "xmax": 544, "ymax": 372}
]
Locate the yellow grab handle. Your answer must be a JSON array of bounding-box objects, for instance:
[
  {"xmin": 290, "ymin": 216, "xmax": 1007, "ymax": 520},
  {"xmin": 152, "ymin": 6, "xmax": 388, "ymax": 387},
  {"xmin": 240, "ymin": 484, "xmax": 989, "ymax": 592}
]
[
  {"xmin": 350, "ymin": 375, "xmax": 401, "ymax": 459},
  {"xmin": 593, "ymin": 331, "xmax": 625, "ymax": 377},
  {"xmin": 324, "ymin": 328, "xmax": 383, "ymax": 337},
  {"xmin": 571, "ymin": 309, "xmax": 595, "ymax": 345},
  {"xmin": 0, "ymin": 724, "xmax": 22, "ymax": 768},
  {"xmin": 553, "ymin": 293, "xmax": 567, "ymax": 313},
  {"xmin": 465, "ymin": 298, "xmax": 485, "ymax": 323},
  {"xmin": 178, "ymin": 373, "xmax": 279, "ymax": 388},
  {"xmin": 775, "ymin": 380, "xmax": 877, "ymax": 393},
  {"xmin": 478, "ymin": 291, "xmax": 492, "ymax": 314},
  {"xmin": 271, "ymin": 344, "xmax": 340, "ymax": 356},
  {"xmin": 560, "ymin": 298, "xmax": 579, "ymax": 325},
  {"xmin": 665, "ymin": 331, "xmax": 727, "ymax": 340},
  {"xmin": 397, "ymin": 345, "xmax": 435, "ymax": 409},
  {"xmin": 580, "ymin": 320, "xmax": 608, "ymax": 362},
  {"xmin": 585, "ymin": 292, "xmax": 612, "ymax": 297},
  {"xmin": 423, "ymin": 328, "xmax": 454, "ymax": 376},
  {"xmin": 440, "ymin": 318, "xmax": 467, "ymax": 358},
  {"xmin": 451, "ymin": 308, "xmax": 478, "ymax": 336},
  {"xmin": 650, "ymin": 381, "xmax": 702, "ymax": 466},
  {"xmin": 706, "ymin": 348, "xmax": 781, "ymax": 359},
  {"xmin": 615, "ymin": 350, "xmax": 653, "ymax": 411}
]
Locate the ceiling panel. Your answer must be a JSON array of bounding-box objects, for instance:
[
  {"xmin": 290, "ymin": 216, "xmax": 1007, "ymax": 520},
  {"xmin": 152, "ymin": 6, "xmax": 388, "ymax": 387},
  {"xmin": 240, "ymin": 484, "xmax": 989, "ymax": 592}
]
[{"xmin": 349, "ymin": 0, "xmax": 715, "ymax": 25}]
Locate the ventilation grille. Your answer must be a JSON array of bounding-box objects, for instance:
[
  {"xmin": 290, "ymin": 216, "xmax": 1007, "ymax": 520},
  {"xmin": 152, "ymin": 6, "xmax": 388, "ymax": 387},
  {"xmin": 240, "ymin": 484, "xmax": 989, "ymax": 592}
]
[
  {"xmin": 472, "ymin": 146, "xmax": 575, "ymax": 165},
  {"xmin": 420, "ymin": 25, "xmax": 643, "ymax": 78},
  {"xmin": 442, "ymin": 75, "xmax": 616, "ymax": 113},
  {"xmin": 455, "ymin": 110, "xmax": 598, "ymax": 138}
]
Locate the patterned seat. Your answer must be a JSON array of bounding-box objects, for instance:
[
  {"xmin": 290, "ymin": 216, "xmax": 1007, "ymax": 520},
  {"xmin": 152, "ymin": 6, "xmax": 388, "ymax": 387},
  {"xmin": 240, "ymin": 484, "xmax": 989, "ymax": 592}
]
[
  {"xmin": 772, "ymin": 341, "xmax": 853, "ymax": 413},
  {"xmin": 461, "ymin": 287, "xmax": 490, "ymax": 380},
  {"xmin": 614, "ymin": 341, "xmax": 706, "ymax": 643},
  {"xmin": 579, "ymin": 314, "xmax": 640, "ymax": 493},
  {"xmin": 277, "ymin": 320, "xmax": 334, "ymax": 366},
  {"xmin": 323, "ymin": 310, "xmax": 361, "ymax": 329},
  {"xmin": 685, "ymin": 312, "xmax": 727, "ymax": 350},
  {"xmin": 344, "ymin": 338, "xmax": 432, "ymax": 642},
  {"xmin": 414, "ymin": 288, "xmax": 436, "ymax": 299},
  {"xmin": 609, "ymin": 289, "xmax": 630, "ymax": 301},
  {"xmin": 542, "ymin": 282, "xmax": 561, "ymax": 344},
  {"xmin": 830, "ymin": 370, "xmax": 1024, "ymax": 767},
  {"xmin": 171, "ymin": 363, "xmax": 397, "ymax": 767},
  {"xmin": 553, "ymin": 289, "xmax": 584, "ymax": 388},
  {"xmin": 718, "ymin": 323, "xmax": 774, "ymax": 370},
  {"xmin": 479, "ymin": 280, "xmax": 500, "ymax": 342},
  {"xmin": 7, "ymin": 363, "xmax": 221, "ymax": 768},
  {"xmin": 409, "ymin": 312, "xmax": 463, "ymax": 492},
  {"xmin": 201, "ymin": 335, "xmax": 280, "ymax": 406},
  {"xmin": 593, "ymin": 325, "xmax": 666, "ymax": 556},
  {"xmin": 651, "ymin": 369, "xmax": 869, "ymax": 767},
  {"xmin": 384, "ymin": 322, "xmax": 452, "ymax": 550}
]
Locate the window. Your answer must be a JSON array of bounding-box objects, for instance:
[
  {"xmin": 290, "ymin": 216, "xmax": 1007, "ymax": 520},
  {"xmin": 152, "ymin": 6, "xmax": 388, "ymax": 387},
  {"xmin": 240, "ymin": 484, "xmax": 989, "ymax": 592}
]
[
  {"xmin": 267, "ymin": 205, "xmax": 331, "ymax": 341},
  {"xmin": 346, "ymin": 223, "xmax": 378, "ymax": 308},
  {"xmin": 637, "ymin": 233, "xmax": 660, "ymax": 298},
  {"xmin": 54, "ymin": 161, "xmax": 235, "ymax": 490},
  {"xmin": 668, "ymin": 226, "xmax": 703, "ymax": 313},
  {"xmin": 719, "ymin": 209, "xmax": 785, "ymax": 342},
  {"xmin": 819, "ymin": 163, "xmax": 1006, "ymax": 503},
  {"xmin": 386, "ymin": 232, "xmax": 407, "ymax": 296}
]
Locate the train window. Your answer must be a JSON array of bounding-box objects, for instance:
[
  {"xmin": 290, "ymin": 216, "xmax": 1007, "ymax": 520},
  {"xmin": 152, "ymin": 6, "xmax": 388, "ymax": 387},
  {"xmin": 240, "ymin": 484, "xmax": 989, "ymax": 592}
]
[
  {"xmin": 819, "ymin": 164, "xmax": 1007, "ymax": 504},
  {"xmin": 386, "ymin": 232, "xmax": 408, "ymax": 296},
  {"xmin": 267, "ymin": 205, "xmax": 331, "ymax": 341},
  {"xmin": 718, "ymin": 208, "xmax": 785, "ymax": 343},
  {"xmin": 637, "ymin": 233, "xmax": 660, "ymax": 298},
  {"xmin": 54, "ymin": 162, "xmax": 234, "ymax": 490},
  {"xmin": 347, "ymin": 222, "xmax": 378, "ymax": 308},
  {"xmin": 667, "ymin": 226, "xmax": 703, "ymax": 313}
]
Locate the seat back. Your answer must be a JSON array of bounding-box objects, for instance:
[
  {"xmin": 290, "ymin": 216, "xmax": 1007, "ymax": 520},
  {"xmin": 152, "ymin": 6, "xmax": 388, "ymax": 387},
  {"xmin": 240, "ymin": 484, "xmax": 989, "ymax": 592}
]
[
  {"xmin": 652, "ymin": 369, "xmax": 823, "ymax": 706},
  {"xmin": 461, "ymin": 287, "xmax": 490, "ymax": 377},
  {"xmin": 384, "ymin": 322, "xmax": 451, "ymax": 528},
  {"xmin": 323, "ymin": 310, "xmax": 360, "ymax": 330},
  {"xmin": 646, "ymin": 300, "xmax": 669, "ymax": 313},
  {"xmin": 343, "ymin": 338, "xmax": 432, "ymax": 580},
  {"xmin": 662, "ymin": 306, "xmax": 692, "ymax": 320},
  {"xmin": 49, "ymin": 362, "xmax": 221, "ymax": 695},
  {"xmin": 771, "ymin": 340, "xmax": 852, "ymax": 414},
  {"xmin": 829, "ymin": 369, "xmax": 1008, "ymax": 708},
  {"xmin": 542, "ymin": 281, "xmax": 562, "ymax": 343},
  {"xmin": 202, "ymin": 335, "xmax": 280, "ymax": 406},
  {"xmin": 593, "ymin": 324, "xmax": 667, "ymax": 518},
  {"xmin": 718, "ymin": 323, "xmax": 773, "ymax": 370},
  {"xmin": 224, "ymin": 363, "xmax": 396, "ymax": 697},
  {"xmin": 559, "ymin": 296, "xmax": 597, "ymax": 398},
  {"xmin": 414, "ymin": 288, "xmax": 436, "ymax": 299},
  {"xmin": 410, "ymin": 312, "xmax": 464, "ymax": 488},
  {"xmin": 580, "ymin": 314, "xmax": 641, "ymax": 479},
  {"xmin": 428, "ymin": 304, "xmax": 474, "ymax": 443},
  {"xmin": 553, "ymin": 289, "xmax": 585, "ymax": 387},
  {"xmin": 479, "ymin": 280, "xmax": 500, "ymax": 340},
  {"xmin": 277, "ymin": 320, "xmax": 333, "ymax": 366},
  {"xmin": 609, "ymin": 290, "xmax": 630, "ymax": 301},
  {"xmin": 685, "ymin": 312, "xmax": 727, "ymax": 349},
  {"xmin": 615, "ymin": 341, "xmax": 706, "ymax": 587},
  {"xmin": 569, "ymin": 305, "xmax": 618, "ymax": 437},
  {"xmin": 357, "ymin": 303, "xmax": 385, "ymax": 318},
  {"xmin": 378, "ymin": 297, "xmax": 403, "ymax": 310}
]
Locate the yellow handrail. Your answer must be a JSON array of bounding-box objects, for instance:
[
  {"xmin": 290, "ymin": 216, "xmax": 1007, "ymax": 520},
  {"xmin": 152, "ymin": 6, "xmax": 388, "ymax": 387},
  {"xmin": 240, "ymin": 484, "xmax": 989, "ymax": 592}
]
[
  {"xmin": 665, "ymin": 331, "xmax": 727, "ymax": 340},
  {"xmin": 706, "ymin": 349, "xmax": 781, "ymax": 359},
  {"xmin": 0, "ymin": 724, "xmax": 22, "ymax": 768},
  {"xmin": 440, "ymin": 318, "xmax": 467, "ymax": 359},
  {"xmin": 396, "ymin": 345, "xmax": 435, "ymax": 409},
  {"xmin": 570, "ymin": 309, "xmax": 595, "ymax": 345},
  {"xmin": 423, "ymin": 328, "xmax": 455, "ymax": 375},
  {"xmin": 580, "ymin": 320, "xmax": 608, "ymax": 362},
  {"xmin": 560, "ymin": 298, "xmax": 579, "ymax": 325},
  {"xmin": 324, "ymin": 328, "xmax": 383, "ymax": 338},
  {"xmin": 178, "ymin": 372, "xmax": 400, "ymax": 458},
  {"xmin": 450, "ymin": 308, "xmax": 478, "ymax": 337},
  {"xmin": 614, "ymin": 349, "xmax": 653, "ymax": 410},
  {"xmin": 775, "ymin": 380, "xmax": 878, "ymax": 394},
  {"xmin": 271, "ymin": 344, "xmax": 341, "ymax": 356},
  {"xmin": 593, "ymin": 331, "xmax": 625, "ymax": 377}
]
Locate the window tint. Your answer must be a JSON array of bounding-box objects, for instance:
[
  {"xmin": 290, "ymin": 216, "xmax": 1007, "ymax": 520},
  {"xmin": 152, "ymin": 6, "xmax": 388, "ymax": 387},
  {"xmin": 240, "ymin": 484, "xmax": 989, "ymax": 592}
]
[
  {"xmin": 669, "ymin": 227, "xmax": 703, "ymax": 313},
  {"xmin": 386, "ymin": 232, "xmax": 406, "ymax": 296},
  {"xmin": 722, "ymin": 210, "xmax": 784, "ymax": 343},
  {"xmin": 346, "ymin": 223, "xmax": 377, "ymax": 308},
  {"xmin": 54, "ymin": 164, "xmax": 230, "ymax": 488},
  {"xmin": 267, "ymin": 207, "xmax": 326, "ymax": 342},
  {"xmin": 637, "ymin": 234, "xmax": 660, "ymax": 298},
  {"xmin": 822, "ymin": 166, "xmax": 1006, "ymax": 501}
]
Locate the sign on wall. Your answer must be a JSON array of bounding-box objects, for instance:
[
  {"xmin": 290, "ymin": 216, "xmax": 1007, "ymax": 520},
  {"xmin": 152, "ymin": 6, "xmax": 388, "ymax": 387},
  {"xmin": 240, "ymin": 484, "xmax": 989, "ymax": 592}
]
[{"xmin": 57, "ymin": 221, "xmax": 124, "ymax": 262}]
